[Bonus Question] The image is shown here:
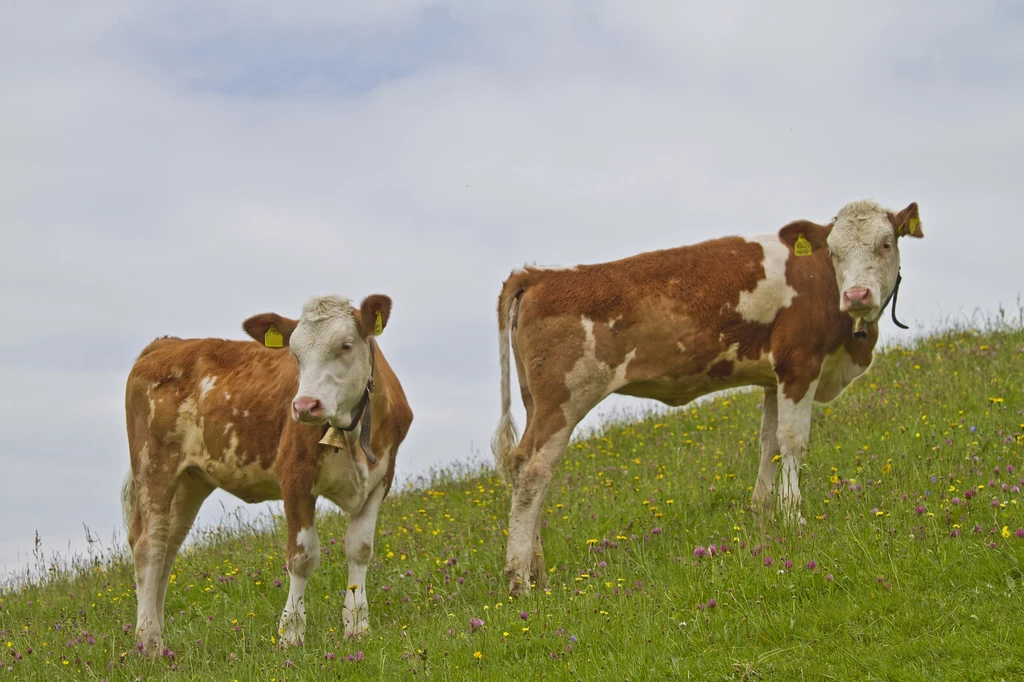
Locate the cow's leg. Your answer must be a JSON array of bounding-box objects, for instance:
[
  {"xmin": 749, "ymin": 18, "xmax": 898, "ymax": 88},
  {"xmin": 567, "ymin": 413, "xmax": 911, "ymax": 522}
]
[
  {"xmin": 279, "ymin": 493, "xmax": 319, "ymax": 647},
  {"xmin": 342, "ymin": 480, "xmax": 385, "ymax": 637},
  {"xmin": 529, "ymin": 504, "xmax": 549, "ymax": 589},
  {"xmin": 154, "ymin": 476, "xmax": 213, "ymax": 630},
  {"xmin": 775, "ymin": 379, "xmax": 819, "ymax": 524},
  {"xmin": 505, "ymin": 419, "xmax": 574, "ymax": 597},
  {"xmin": 752, "ymin": 387, "xmax": 780, "ymax": 518},
  {"xmin": 130, "ymin": 478, "xmax": 174, "ymax": 654}
]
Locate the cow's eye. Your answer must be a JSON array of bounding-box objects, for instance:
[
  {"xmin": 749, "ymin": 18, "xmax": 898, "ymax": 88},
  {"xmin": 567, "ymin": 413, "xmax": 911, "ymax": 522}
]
[
  {"xmin": 341, "ymin": 342, "xmax": 354, "ymax": 353},
  {"xmin": 882, "ymin": 242, "xmax": 893, "ymax": 252}
]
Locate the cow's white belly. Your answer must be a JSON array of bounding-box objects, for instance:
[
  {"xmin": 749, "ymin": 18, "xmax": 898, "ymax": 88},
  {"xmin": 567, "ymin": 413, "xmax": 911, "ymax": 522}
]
[
  {"xmin": 314, "ymin": 441, "xmax": 389, "ymax": 514},
  {"xmin": 815, "ymin": 346, "xmax": 871, "ymax": 403}
]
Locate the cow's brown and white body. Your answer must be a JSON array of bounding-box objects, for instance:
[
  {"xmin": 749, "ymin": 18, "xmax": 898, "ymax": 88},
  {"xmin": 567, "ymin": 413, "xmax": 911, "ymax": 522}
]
[
  {"xmin": 492, "ymin": 200, "xmax": 924, "ymax": 596},
  {"xmin": 123, "ymin": 294, "xmax": 412, "ymax": 651}
]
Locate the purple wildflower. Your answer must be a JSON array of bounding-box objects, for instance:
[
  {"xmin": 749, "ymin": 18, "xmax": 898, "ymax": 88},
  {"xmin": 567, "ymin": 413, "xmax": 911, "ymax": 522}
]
[
  {"xmin": 693, "ymin": 546, "xmax": 707, "ymax": 558},
  {"xmin": 520, "ymin": 611, "xmax": 528, "ymax": 621},
  {"xmin": 825, "ymin": 573, "xmax": 834, "ymax": 582},
  {"xmin": 1016, "ymin": 528, "xmax": 1024, "ymax": 538},
  {"xmin": 763, "ymin": 556, "xmax": 774, "ymax": 567},
  {"xmin": 784, "ymin": 559, "xmax": 794, "ymax": 571},
  {"xmin": 806, "ymin": 560, "xmax": 817, "ymax": 570},
  {"xmin": 914, "ymin": 505, "xmax": 926, "ymax": 515},
  {"xmin": 707, "ymin": 598, "xmax": 717, "ymax": 608},
  {"xmin": 951, "ymin": 497, "xmax": 961, "ymax": 506}
]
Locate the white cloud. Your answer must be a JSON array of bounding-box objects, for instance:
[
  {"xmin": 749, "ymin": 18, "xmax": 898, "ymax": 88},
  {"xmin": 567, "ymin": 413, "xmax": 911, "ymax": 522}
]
[{"xmin": 1, "ymin": 0, "xmax": 1022, "ymax": 572}]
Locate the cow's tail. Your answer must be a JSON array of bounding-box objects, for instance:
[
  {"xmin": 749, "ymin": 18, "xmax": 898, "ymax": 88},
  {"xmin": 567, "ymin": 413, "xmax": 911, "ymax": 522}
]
[
  {"xmin": 491, "ymin": 270, "xmax": 528, "ymax": 482},
  {"xmin": 121, "ymin": 470, "xmax": 136, "ymax": 532}
]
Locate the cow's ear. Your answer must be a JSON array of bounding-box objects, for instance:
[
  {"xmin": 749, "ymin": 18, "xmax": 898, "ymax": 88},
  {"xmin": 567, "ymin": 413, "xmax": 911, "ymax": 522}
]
[
  {"xmin": 355, "ymin": 294, "xmax": 392, "ymax": 338},
  {"xmin": 242, "ymin": 313, "xmax": 298, "ymax": 349},
  {"xmin": 888, "ymin": 202, "xmax": 924, "ymax": 239},
  {"xmin": 778, "ymin": 220, "xmax": 830, "ymax": 255}
]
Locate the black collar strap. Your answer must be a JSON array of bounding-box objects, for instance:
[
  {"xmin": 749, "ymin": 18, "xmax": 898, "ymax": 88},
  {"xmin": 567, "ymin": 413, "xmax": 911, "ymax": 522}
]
[
  {"xmin": 879, "ymin": 270, "xmax": 909, "ymax": 330},
  {"xmin": 337, "ymin": 339, "xmax": 378, "ymax": 465}
]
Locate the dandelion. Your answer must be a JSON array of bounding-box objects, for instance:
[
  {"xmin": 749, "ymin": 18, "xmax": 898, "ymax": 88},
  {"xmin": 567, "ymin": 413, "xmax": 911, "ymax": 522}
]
[
  {"xmin": 1002, "ymin": 526, "xmax": 1012, "ymax": 539},
  {"xmin": 474, "ymin": 651, "xmax": 483, "ymax": 660}
]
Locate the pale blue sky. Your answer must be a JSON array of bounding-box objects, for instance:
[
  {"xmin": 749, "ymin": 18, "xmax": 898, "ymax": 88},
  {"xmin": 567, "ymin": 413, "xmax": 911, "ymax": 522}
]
[{"xmin": 2, "ymin": 0, "xmax": 1022, "ymax": 575}]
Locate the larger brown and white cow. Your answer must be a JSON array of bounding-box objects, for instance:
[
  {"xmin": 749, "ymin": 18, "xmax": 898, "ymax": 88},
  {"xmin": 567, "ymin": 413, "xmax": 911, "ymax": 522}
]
[
  {"xmin": 123, "ymin": 294, "xmax": 412, "ymax": 651},
  {"xmin": 491, "ymin": 199, "xmax": 924, "ymax": 595}
]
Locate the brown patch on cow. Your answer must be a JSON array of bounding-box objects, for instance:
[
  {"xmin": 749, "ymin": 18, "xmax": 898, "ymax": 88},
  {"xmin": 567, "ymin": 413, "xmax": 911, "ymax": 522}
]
[{"xmin": 707, "ymin": 360, "xmax": 734, "ymax": 378}]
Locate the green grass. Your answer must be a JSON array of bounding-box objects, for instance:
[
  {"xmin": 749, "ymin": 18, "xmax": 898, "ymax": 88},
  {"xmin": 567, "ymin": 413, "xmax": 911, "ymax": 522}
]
[{"xmin": 3, "ymin": 321, "xmax": 1024, "ymax": 681}]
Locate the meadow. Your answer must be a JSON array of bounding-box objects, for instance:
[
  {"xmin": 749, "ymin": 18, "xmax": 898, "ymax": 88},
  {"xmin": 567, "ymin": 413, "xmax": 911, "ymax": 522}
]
[{"xmin": 2, "ymin": 319, "xmax": 1023, "ymax": 681}]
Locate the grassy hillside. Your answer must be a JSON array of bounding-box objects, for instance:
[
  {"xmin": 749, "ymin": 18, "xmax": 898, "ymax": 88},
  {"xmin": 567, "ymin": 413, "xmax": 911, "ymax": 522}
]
[{"xmin": 2, "ymin": 323, "xmax": 1023, "ymax": 681}]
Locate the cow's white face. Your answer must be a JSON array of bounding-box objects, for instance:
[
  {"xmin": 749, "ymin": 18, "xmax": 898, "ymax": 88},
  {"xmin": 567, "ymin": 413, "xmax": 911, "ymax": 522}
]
[
  {"xmin": 289, "ymin": 296, "xmax": 373, "ymax": 429},
  {"xmin": 826, "ymin": 200, "xmax": 919, "ymax": 322}
]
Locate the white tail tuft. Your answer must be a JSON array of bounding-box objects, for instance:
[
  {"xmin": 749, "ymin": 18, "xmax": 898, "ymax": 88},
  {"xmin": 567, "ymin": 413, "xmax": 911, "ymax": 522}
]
[{"xmin": 491, "ymin": 298, "xmax": 520, "ymax": 481}]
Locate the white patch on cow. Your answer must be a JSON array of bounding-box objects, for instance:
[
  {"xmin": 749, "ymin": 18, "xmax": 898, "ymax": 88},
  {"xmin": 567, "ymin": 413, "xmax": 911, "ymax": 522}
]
[
  {"xmin": 222, "ymin": 431, "xmax": 240, "ymax": 463},
  {"xmin": 148, "ymin": 397, "xmax": 158, "ymax": 426},
  {"xmin": 175, "ymin": 397, "xmax": 205, "ymax": 458},
  {"xmin": 562, "ymin": 317, "xmax": 636, "ymax": 419},
  {"xmin": 222, "ymin": 423, "xmax": 233, "ymax": 436},
  {"xmin": 736, "ymin": 236, "xmax": 797, "ymax": 324},
  {"xmin": 775, "ymin": 378, "xmax": 819, "ymax": 523},
  {"xmin": 242, "ymin": 410, "xmax": 249, "ymax": 418},
  {"xmin": 815, "ymin": 346, "xmax": 871, "ymax": 403},
  {"xmin": 279, "ymin": 526, "xmax": 321, "ymax": 647},
  {"xmin": 607, "ymin": 315, "xmax": 622, "ymax": 329},
  {"xmin": 518, "ymin": 263, "xmax": 578, "ymax": 273},
  {"xmin": 676, "ymin": 341, "xmax": 687, "ymax": 353},
  {"xmin": 290, "ymin": 295, "xmax": 372, "ymax": 429},
  {"xmin": 312, "ymin": 442, "xmax": 389, "ymax": 513},
  {"xmin": 343, "ymin": 482, "xmax": 386, "ymax": 636},
  {"xmin": 223, "ymin": 392, "xmax": 231, "ymax": 402},
  {"xmin": 198, "ymin": 376, "xmax": 217, "ymax": 399},
  {"xmin": 827, "ymin": 199, "xmax": 902, "ymax": 320}
]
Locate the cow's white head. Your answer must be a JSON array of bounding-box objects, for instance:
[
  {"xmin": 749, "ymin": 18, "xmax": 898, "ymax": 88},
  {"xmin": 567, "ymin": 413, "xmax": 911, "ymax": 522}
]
[
  {"xmin": 243, "ymin": 294, "xmax": 391, "ymax": 428},
  {"xmin": 826, "ymin": 200, "xmax": 924, "ymax": 322}
]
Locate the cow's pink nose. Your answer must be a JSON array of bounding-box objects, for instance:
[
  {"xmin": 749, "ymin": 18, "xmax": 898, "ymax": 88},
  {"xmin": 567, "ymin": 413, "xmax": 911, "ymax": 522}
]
[
  {"xmin": 843, "ymin": 287, "xmax": 872, "ymax": 308},
  {"xmin": 292, "ymin": 397, "xmax": 322, "ymax": 418}
]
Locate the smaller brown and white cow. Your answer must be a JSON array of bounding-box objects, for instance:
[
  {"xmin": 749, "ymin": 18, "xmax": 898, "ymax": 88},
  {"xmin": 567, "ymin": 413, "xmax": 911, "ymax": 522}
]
[
  {"xmin": 492, "ymin": 199, "xmax": 924, "ymax": 596},
  {"xmin": 123, "ymin": 294, "xmax": 412, "ymax": 651}
]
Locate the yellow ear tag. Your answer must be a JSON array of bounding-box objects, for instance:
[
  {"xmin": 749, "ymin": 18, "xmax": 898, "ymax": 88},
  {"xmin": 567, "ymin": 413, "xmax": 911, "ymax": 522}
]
[
  {"xmin": 264, "ymin": 324, "xmax": 283, "ymax": 348},
  {"xmin": 907, "ymin": 217, "xmax": 919, "ymax": 235},
  {"xmin": 373, "ymin": 311, "xmax": 383, "ymax": 336},
  {"xmin": 794, "ymin": 234, "xmax": 812, "ymax": 257}
]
